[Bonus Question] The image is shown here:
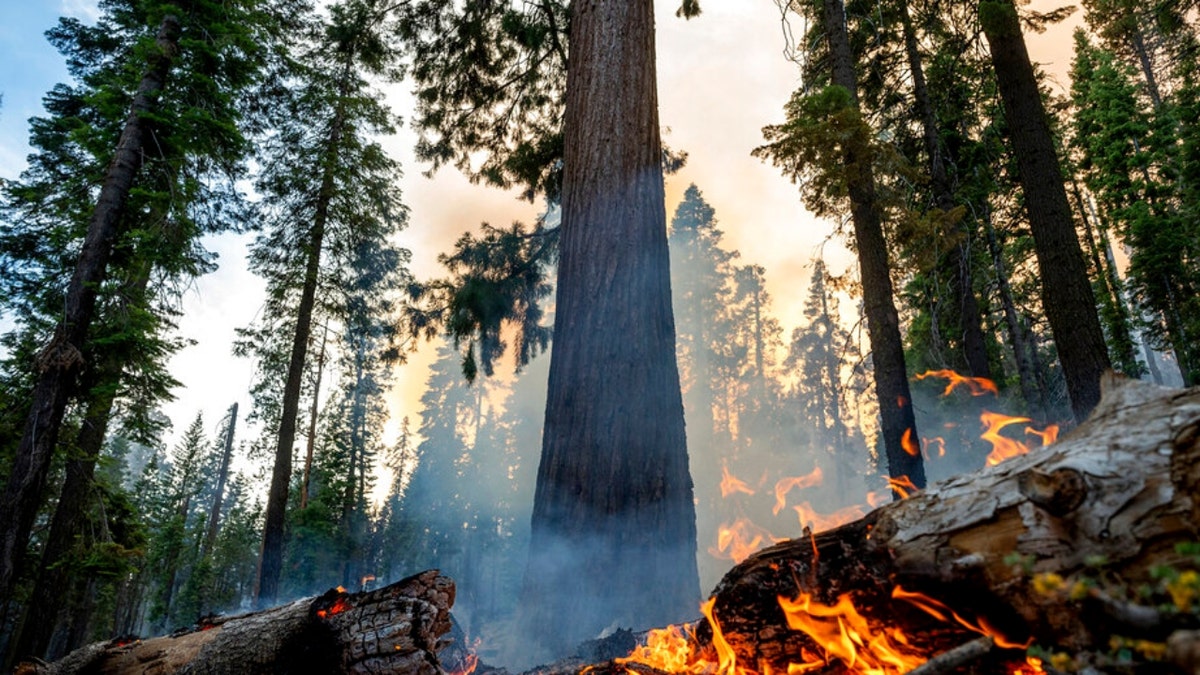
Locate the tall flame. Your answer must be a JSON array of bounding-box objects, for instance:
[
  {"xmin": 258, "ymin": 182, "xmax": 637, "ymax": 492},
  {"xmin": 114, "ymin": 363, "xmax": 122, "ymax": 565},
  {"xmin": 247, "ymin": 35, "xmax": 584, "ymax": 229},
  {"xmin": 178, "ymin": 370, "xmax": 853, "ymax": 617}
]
[
  {"xmin": 794, "ymin": 502, "xmax": 868, "ymax": 533},
  {"xmin": 915, "ymin": 370, "xmax": 1000, "ymax": 397},
  {"xmin": 777, "ymin": 592, "xmax": 926, "ymax": 674},
  {"xmin": 773, "ymin": 467, "xmax": 824, "ymax": 514},
  {"xmin": 721, "ymin": 463, "xmax": 756, "ymax": 498},
  {"xmin": 711, "ymin": 518, "xmax": 781, "ymax": 563}
]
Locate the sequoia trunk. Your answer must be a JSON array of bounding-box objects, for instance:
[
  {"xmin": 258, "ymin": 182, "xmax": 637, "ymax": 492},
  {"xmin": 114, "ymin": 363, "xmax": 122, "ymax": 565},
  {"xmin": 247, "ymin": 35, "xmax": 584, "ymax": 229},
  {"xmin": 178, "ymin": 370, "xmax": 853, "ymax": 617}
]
[{"xmin": 518, "ymin": 0, "xmax": 699, "ymax": 660}]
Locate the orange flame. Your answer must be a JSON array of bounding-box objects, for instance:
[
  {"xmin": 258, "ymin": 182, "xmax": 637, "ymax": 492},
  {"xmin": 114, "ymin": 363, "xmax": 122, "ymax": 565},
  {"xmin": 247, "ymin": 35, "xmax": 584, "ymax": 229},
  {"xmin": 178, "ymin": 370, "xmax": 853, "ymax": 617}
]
[
  {"xmin": 885, "ymin": 476, "xmax": 918, "ymax": 499},
  {"xmin": 892, "ymin": 586, "xmax": 1031, "ymax": 649},
  {"xmin": 448, "ymin": 652, "xmax": 479, "ymax": 675},
  {"xmin": 915, "ymin": 369, "xmax": 999, "ymax": 397},
  {"xmin": 616, "ymin": 598, "xmax": 737, "ymax": 675},
  {"xmin": 773, "ymin": 467, "xmax": 824, "ymax": 514},
  {"xmin": 616, "ymin": 623, "xmax": 701, "ymax": 673},
  {"xmin": 700, "ymin": 597, "xmax": 738, "ymax": 675},
  {"xmin": 778, "ymin": 592, "xmax": 926, "ymax": 674},
  {"xmin": 794, "ymin": 502, "xmax": 867, "ymax": 534},
  {"xmin": 925, "ymin": 436, "xmax": 946, "ymax": 458},
  {"xmin": 901, "ymin": 429, "xmax": 920, "ymax": 457},
  {"xmin": 710, "ymin": 518, "xmax": 782, "ymax": 563},
  {"xmin": 1025, "ymin": 424, "xmax": 1059, "ymax": 447},
  {"xmin": 980, "ymin": 411, "xmax": 1032, "ymax": 465},
  {"xmin": 721, "ymin": 463, "xmax": 756, "ymax": 498}
]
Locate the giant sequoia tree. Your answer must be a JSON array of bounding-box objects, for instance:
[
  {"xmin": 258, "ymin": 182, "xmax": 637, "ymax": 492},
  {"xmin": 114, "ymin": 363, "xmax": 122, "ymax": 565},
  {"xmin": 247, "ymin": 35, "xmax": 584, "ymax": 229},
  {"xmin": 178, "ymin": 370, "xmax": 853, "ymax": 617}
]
[{"xmin": 517, "ymin": 0, "xmax": 699, "ymax": 657}]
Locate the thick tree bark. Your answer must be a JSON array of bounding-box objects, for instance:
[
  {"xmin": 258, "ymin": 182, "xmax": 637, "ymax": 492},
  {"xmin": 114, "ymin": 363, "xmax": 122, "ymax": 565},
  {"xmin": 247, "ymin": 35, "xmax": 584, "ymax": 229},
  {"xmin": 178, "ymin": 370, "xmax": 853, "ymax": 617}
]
[
  {"xmin": 518, "ymin": 0, "xmax": 699, "ymax": 660},
  {"xmin": 0, "ymin": 16, "xmax": 180, "ymax": 609},
  {"xmin": 981, "ymin": 0, "xmax": 1111, "ymax": 423},
  {"xmin": 19, "ymin": 570, "xmax": 456, "ymax": 675},
  {"xmin": 823, "ymin": 0, "xmax": 925, "ymax": 489}
]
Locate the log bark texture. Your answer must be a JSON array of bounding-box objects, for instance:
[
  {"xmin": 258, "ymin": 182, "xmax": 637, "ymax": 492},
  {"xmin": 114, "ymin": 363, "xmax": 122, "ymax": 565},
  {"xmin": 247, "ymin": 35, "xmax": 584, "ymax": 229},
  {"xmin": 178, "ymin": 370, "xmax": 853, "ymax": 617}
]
[
  {"xmin": 697, "ymin": 375, "xmax": 1200, "ymax": 672},
  {"xmin": 18, "ymin": 570, "xmax": 456, "ymax": 675}
]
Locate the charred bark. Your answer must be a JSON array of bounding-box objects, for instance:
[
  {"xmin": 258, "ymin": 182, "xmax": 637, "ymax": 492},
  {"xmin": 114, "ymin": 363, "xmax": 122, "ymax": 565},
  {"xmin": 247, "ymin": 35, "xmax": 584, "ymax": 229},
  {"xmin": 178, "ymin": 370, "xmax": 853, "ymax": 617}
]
[
  {"xmin": 19, "ymin": 570, "xmax": 456, "ymax": 675},
  {"xmin": 518, "ymin": 0, "xmax": 699, "ymax": 660},
  {"xmin": 823, "ymin": 0, "xmax": 925, "ymax": 489},
  {"xmin": 0, "ymin": 15, "xmax": 180, "ymax": 608},
  {"xmin": 981, "ymin": 0, "xmax": 1111, "ymax": 423}
]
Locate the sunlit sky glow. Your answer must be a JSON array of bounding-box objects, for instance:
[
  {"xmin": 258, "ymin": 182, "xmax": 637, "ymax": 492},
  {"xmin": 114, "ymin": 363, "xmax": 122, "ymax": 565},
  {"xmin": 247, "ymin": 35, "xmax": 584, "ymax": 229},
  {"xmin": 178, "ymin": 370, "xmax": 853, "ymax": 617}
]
[{"xmin": 0, "ymin": 0, "xmax": 1081, "ymax": 496}]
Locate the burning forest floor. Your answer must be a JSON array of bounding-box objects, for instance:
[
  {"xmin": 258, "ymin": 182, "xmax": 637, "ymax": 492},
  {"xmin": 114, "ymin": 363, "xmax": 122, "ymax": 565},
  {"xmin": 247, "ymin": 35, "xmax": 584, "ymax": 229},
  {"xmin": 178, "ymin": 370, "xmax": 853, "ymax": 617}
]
[
  {"xmin": 460, "ymin": 374, "xmax": 1200, "ymax": 675},
  {"xmin": 21, "ymin": 374, "xmax": 1200, "ymax": 675}
]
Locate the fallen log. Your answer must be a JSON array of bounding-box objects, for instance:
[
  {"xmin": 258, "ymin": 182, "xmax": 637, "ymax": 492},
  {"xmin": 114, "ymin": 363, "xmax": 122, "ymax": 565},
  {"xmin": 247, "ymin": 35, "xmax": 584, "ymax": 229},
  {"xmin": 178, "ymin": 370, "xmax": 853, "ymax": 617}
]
[
  {"xmin": 16, "ymin": 570, "xmax": 456, "ymax": 675},
  {"xmin": 614, "ymin": 375, "xmax": 1200, "ymax": 674}
]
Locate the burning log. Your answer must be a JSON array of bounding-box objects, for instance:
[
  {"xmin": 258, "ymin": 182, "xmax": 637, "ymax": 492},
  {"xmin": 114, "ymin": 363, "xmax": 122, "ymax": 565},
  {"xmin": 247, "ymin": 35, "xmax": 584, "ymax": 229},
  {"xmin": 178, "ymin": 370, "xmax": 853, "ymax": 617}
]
[
  {"xmin": 613, "ymin": 375, "xmax": 1200, "ymax": 674},
  {"xmin": 16, "ymin": 570, "xmax": 456, "ymax": 675}
]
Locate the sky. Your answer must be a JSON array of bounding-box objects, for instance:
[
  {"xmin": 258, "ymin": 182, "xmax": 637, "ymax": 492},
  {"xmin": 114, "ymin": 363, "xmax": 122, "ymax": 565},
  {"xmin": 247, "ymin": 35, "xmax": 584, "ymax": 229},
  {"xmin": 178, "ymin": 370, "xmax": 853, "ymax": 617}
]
[{"xmin": 0, "ymin": 0, "xmax": 1083, "ymax": 494}]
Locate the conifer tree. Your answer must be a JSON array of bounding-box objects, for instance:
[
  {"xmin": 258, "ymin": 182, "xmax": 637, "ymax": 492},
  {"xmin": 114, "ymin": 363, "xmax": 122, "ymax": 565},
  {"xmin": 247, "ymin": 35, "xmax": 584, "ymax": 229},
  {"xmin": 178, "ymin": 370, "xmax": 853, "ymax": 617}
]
[
  {"xmin": 980, "ymin": 0, "xmax": 1112, "ymax": 421},
  {"xmin": 0, "ymin": 0, "xmax": 286, "ymax": 614},
  {"xmin": 242, "ymin": 0, "xmax": 408, "ymax": 607}
]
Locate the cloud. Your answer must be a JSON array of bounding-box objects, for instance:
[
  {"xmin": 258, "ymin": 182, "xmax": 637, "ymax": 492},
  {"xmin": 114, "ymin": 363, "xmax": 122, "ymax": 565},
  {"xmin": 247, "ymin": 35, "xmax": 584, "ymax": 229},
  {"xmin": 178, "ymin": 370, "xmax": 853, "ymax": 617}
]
[{"xmin": 59, "ymin": 0, "xmax": 100, "ymax": 22}]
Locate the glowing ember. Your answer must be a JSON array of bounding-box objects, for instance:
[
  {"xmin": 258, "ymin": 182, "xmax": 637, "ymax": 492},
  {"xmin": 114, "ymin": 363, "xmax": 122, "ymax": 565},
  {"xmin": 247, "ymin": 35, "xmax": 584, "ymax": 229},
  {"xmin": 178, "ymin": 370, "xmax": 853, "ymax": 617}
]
[
  {"xmin": 711, "ymin": 518, "xmax": 782, "ymax": 563},
  {"xmin": 892, "ymin": 586, "xmax": 1030, "ymax": 649},
  {"xmin": 721, "ymin": 463, "xmax": 756, "ymax": 498},
  {"xmin": 778, "ymin": 592, "xmax": 926, "ymax": 674},
  {"xmin": 915, "ymin": 369, "xmax": 1000, "ymax": 397},
  {"xmin": 794, "ymin": 501, "xmax": 867, "ymax": 533},
  {"xmin": 773, "ymin": 467, "xmax": 824, "ymax": 514},
  {"xmin": 901, "ymin": 429, "xmax": 919, "ymax": 457},
  {"xmin": 316, "ymin": 595, "xmax": 352, "ymax": 619},
  {"xmin": 925, "ymin": 436, "xmax": 946, "ymax": 458},
  {"xmin": 885, "ymin": 476, "xmax": 918, "ymax": 499}
]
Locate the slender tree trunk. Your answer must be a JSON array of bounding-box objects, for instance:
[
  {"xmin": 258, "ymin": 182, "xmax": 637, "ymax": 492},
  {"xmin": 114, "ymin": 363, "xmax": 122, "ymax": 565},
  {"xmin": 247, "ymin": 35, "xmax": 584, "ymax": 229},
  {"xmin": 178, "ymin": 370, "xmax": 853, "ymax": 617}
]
[
  {"xmin": 1072, "ymin": 181, "xmax": 1142, "ymax": 375},
  {"xmin": 899, "ymin": 0, "xmax": 990, "ymax": 380},
  {"xmin": 981, "ymin": 0, "xmax": 1111, "ymax": 423},
  {"xmin": 300, "ymin": 325, "xmax": 328, "ymax": 511},
  {"xmin": 0, "ymin": 16, "xmax": 180, "ymax": 608},
  {"xmin": 203, "ymin": 402, "xmax": 238, "ymax": 557},
  {"xmin": 823, "ymin": 0, "xmax": 925, "ymax": 489},
  {"xmin": 818, "ymin": 285, "xmax": 850, "ymax": 498},
  {"xmin": 983, "ymin": 206, "xmax": 1045, "ymax": 416},
  {"xmin": 1128, "ymin": 23, "xmax": 1164, "ymax": 109},
  {"xmin": 518, "ymin": 0, "xmax": 699, "ymax": 659},
  {"xmin": 256, "ymin": 106, "xmax": 345, "ymax": 609}
]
